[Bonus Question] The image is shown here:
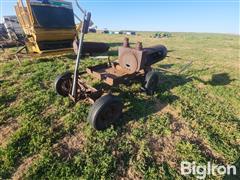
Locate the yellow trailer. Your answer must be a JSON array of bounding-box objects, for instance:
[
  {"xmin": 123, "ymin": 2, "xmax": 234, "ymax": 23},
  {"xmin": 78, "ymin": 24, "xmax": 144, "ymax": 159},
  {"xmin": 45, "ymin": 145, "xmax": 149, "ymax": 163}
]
[{"xmin": 15, "ymin": 0, "xmax": 76, "ymax": 54}]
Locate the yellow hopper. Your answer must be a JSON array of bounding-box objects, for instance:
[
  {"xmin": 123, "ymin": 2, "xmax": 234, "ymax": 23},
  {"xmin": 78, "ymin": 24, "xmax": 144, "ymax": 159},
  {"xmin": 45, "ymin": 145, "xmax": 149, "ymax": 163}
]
[{"xmin": 15, "ymin": 0, "xmax": 76, "ymax": 54}]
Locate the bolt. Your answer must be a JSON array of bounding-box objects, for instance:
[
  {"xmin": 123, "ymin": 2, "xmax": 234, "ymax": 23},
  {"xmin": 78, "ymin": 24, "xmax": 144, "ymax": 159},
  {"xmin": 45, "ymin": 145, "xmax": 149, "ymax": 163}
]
[
  {"xmin": 123, "ymin": 37, "xmax": 130, "ymax": 47},
  {"xmin": 136, "ymin": 42, "xmax": 143, "ymax": 50}
]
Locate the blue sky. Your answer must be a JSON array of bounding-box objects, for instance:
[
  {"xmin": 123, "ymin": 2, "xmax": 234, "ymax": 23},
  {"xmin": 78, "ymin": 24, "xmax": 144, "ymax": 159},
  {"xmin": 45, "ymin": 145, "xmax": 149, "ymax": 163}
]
[{"xmin": 0, "ymin": 0, "xmax": 239, "ymax": 34}]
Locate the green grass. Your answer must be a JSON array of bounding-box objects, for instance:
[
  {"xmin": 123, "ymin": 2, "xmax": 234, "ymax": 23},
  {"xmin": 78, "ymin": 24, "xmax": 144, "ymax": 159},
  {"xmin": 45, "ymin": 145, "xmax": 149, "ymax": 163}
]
[{"xmin": 0, "ymin": 32, "xmax": 239, "ymax": 179}]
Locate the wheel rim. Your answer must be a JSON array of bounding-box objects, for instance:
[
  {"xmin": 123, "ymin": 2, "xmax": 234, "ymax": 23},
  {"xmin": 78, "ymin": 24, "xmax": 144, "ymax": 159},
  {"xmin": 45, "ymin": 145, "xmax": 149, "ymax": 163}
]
[
  {"xmin": 95, "ymin": 101, "xmax": 122, "ymax": 129},
  {"xmin": 55, "ymin": 73, "xmax": 72, "ymax": 96},
  {"xmin": 60, "ymin": 78, "xmax": 72, "ymax": 95},
  {"xmin": 145, "ymin": 72, "xmax": 159, "ymax": 95},
  {"xmin": 148, "ymin": 75, "xmax": 158, "ymax": 90}
]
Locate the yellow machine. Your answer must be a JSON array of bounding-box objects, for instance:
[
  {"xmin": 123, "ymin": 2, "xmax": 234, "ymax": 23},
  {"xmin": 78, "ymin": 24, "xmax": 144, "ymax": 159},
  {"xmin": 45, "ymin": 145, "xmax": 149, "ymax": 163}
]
[{"xmin": 15, "ymin": 0, "xmax": 77, "ymax": 54}]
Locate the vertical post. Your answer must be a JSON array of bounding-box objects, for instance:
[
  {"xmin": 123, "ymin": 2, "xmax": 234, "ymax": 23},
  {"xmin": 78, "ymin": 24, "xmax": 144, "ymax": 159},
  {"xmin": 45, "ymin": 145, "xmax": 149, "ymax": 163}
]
[
  {"xmin": 71, "ymin": 12, "xmax": 86, "ymax": 99},
  {"xmin": 135, "ymin": 42, "xmax": 143, "ymax": 51},
  {"xmin": 123, "ymin": 37, "xmax": 130, "ymax": 47},
  {"xmin": 15, "ymin": 55, "xmax": 22, "ymax": 65}
]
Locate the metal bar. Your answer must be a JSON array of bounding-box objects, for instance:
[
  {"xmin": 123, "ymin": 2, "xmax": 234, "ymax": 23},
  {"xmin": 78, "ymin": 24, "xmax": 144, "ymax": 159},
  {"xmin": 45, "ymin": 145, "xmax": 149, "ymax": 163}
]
[
  {"xmin": 15, "ymin": 45, "xmax": 26, "ymax": 54},
  {"xmin": 25, "ymin": 0, "xmax": 35, "ymax": 26},
  {"xmin": 75, "ymin": 0, "xmax": 85, "ymax": 14},
  {"xmin": 75, "ymin": 0, "xmax": 94, "ymax": 26},
  {"xmin": 15, "ymin": 54, "xmax": 22, "ymax": 65},
  {"xmin": 155, "ymin": 60, "xmax": 193, "ymax": 75},
  {"xmin": 71, "ymin": 11, "xmax": 86, "ymax": 98},
  {"xmin": 74, "ymin": 13, "xmax": 82, "ymax": 22},
  {"xmin": 177, "ymin": 60, "xmax": 193, "ymax": 74},
  {"xmin": 90, "ymin": 55, "xmax": 109, "ymax": 59},
  {"xmin": 155, "ymin": 67, "xmax": 178, "ymax": 74},
  {"xmin": 0, "ymin": 45, "xmax": 5, "ymax": 52}
]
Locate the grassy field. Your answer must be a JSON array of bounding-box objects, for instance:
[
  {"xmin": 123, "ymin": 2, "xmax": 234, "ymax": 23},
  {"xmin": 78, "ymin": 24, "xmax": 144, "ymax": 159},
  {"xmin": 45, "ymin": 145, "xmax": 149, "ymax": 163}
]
[{"xmin": 0, "ymin": 32, "xmax": 239, "ymax": 179}]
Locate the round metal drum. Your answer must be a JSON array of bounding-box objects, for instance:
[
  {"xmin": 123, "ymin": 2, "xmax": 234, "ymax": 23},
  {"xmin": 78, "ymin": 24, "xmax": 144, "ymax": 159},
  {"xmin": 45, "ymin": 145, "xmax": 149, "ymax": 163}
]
[{"xmin": 119, "ymin": 52, "xmax": 138, "ymax": 74}]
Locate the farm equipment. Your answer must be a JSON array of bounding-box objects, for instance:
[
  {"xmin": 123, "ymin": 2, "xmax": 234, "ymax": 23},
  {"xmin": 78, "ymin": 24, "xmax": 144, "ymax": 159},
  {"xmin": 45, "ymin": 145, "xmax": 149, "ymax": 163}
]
[
  {"xmin": 54, "ymin": 11, "xmax": 168, "ymax": 130},
  {"xmin": 153, "ymin": 32, "xmax": 172, "ymax": 38},
  {"xmin": 15, "ymin": 0, "xmax": 109, "ymax": 54},
  {"xmin": 0, "ymin": 16, "xmax": 24, "ymax": 50},
  {"xmin": 3, "ymin": 16, "xmax": 24, "ymax": 41}
]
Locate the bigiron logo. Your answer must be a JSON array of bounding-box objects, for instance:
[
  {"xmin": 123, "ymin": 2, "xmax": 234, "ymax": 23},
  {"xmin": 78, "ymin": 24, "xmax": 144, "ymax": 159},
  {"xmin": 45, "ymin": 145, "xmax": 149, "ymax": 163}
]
[{"xmin": 181, "ymin": 161, "xmax": 237, "ymax": 179}]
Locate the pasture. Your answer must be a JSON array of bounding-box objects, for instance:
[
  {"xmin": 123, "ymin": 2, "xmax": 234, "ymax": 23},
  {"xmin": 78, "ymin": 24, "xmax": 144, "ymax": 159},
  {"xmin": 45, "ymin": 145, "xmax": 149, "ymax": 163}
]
[{"xmin": 0, "ymin": 32, "xmax": 239, "ymax": 179}]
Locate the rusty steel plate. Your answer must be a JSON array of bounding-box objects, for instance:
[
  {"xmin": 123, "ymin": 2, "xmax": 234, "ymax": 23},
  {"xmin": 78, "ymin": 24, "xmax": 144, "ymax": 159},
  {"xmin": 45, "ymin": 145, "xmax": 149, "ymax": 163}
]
[{"xmin": 119, "ymin": 52, "xmax": 138, "ymax": 74}]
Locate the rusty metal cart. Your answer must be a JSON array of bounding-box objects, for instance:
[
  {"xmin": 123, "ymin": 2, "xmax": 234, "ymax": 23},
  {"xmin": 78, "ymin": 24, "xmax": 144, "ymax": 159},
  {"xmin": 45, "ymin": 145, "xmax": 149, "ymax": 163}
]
[{"xmin": 54, "ymin": 12, "xmax": 167, "ymax": 130}]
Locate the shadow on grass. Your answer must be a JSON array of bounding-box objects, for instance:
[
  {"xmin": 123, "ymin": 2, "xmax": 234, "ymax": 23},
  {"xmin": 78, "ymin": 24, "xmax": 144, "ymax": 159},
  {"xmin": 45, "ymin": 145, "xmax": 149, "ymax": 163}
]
[
  {"xmin": 61, "ymin": 54, "xmax": 76, "ymax": 60},
  {"xmin": 194, "ymin": 73, "xmax": 235, "ymax": 86},
  {"xmin": 121, "ymin": 92, "xmax": 179, "ymax": 125},
  {"xmin": 209, "ymin": 73, "xmax": 234, "ymax": 86},
  {"xmin": 158, "ymin": 64, "xmax": 174, "ymax": 69},
  {"xmin": 35, "ymin": 57, "xmax": 59, "ymax": 63},
  {"xmin": 224, "ymin": 157, "xmax": 240, "ymax": 180},
  {"xmin": 0, "ymin": 93, "xmax": 18, "ymax": 108},
  {"xmin": 158, "ymin": 73, "xmax": 192, "ymax": 92},
  {"xmin": 112, "ymin": 73, "xmax": 191, "ymax": 128},
  {"xmin": 0, "ymin": 79, "xmax": 5, "ymax": 84},
  {"xmin": 108, "ymin": 50, "xmax": 118, "ymax": 56}
]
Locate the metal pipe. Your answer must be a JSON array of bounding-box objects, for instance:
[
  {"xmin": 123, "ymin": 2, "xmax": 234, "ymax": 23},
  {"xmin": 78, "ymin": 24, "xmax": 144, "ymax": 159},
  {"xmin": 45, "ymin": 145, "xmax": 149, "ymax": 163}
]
[
  {"xmin": 144, "ymin": 45, "xmax": 168, "ymax": 66},
  {"xmin": 75, "ymin": 0, "xmax": 94, "ymax": 26},
  {"xmin": 71, "ymin": 11, "xmax": 86, "ymax": 98}
]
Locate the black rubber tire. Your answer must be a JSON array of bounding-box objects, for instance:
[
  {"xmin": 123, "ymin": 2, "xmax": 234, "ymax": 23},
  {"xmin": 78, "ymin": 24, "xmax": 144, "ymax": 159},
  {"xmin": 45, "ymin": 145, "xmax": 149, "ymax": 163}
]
[
  {"xmin": 145, "ymin": 71, "xmax": 159, "ymax": 95},
  {"xmin": 73, "ymin": 40, "xmax": 110, "ymax": 56},
  {"xmin": 54, "ymin": 72, "xmax": 73, "ymax": 97},
  {"xmin": 88, "ymin": 94, "xmax": 123, "ymax": 130}
]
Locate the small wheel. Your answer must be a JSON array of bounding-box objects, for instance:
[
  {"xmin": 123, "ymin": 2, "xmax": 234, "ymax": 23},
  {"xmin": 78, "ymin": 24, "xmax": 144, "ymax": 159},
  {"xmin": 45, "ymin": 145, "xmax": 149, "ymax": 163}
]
[
  {"xmin": 54, "ymin": 72, "xmax": 73, "ymax": 97},
  {"xmin": 145, "ymin": 71, "xmax": 159, "ymax": 95},
  {"xmin": 88, "ymin": 94, "xmax": 123, "ymax": 130}
]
